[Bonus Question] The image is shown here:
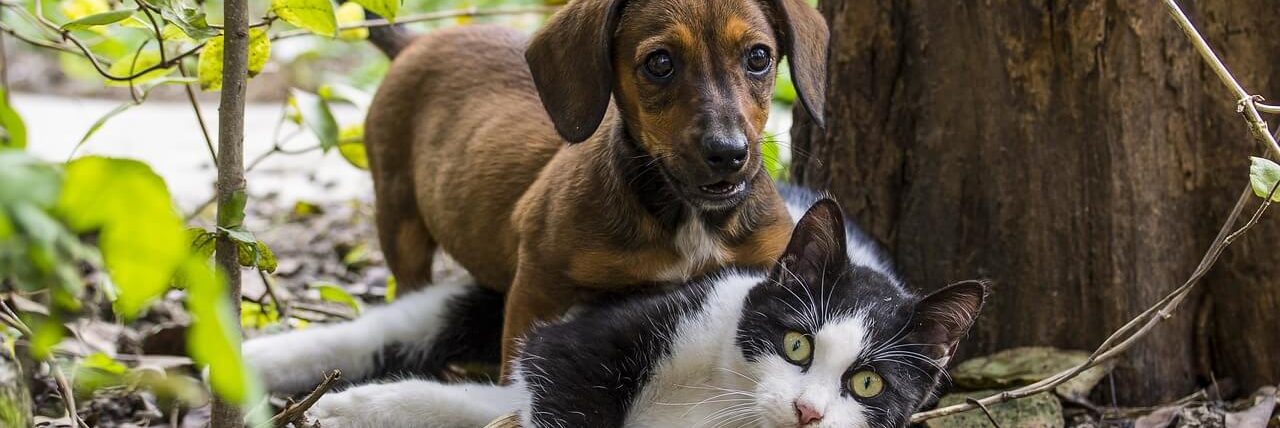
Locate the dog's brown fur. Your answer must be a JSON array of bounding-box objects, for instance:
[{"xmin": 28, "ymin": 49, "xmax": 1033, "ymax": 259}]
[{"xmin": 363, "ymin": 0, "xmax": 827, "ymax": 372}]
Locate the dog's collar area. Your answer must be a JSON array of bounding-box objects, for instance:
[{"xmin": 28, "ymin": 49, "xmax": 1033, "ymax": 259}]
[{"xmin": 611, "ymin": 125, "xmax": 688, "ymax": 230}]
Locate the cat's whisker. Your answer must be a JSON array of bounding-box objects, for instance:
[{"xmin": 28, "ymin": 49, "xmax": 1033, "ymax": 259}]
[{"xmin": 714, "ymin": 367, "xmax": 760, "ymax": 386}]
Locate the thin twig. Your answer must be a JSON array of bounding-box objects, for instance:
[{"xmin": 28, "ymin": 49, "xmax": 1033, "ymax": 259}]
[
  {"xmin": 261, "ymin": 370, "xmax": 341, "ymax": 428},
  {"xmin": 52, "ymin": 362, "xmax": 89, "ymax": 428},
  {"xmin": 258, "ymin": 269, "xmax": 290, "ymax": 322},
  {"xmin": 178, "ymin": 63, "xmax": 218, "ymax": 164},
  {"xmin": 965, "ymin": 397, "xmax": 1002, "ymax": 428},
  {"xmin": 913, "ymin": 183, "xmax": 1264, "ymax": 422},
  {"xmin": 1162, "ymin": 0, "xmax": 1280, "ymax": 158},
  {"xmin": 290, "ymin": 302, "xmax": 354, "ymax": 321}
]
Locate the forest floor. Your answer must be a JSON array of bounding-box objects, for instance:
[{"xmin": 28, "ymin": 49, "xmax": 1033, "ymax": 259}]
[{"xmin": 15, "ymin": 193, "xmax": 1277, "ymax": 428}]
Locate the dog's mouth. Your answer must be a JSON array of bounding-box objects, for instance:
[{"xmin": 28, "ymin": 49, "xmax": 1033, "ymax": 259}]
[{"xmin": 697, "ymin": 181, "xmax": 746, "ymax": 199}]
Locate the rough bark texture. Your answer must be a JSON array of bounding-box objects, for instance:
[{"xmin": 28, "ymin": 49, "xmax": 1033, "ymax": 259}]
[
  {"xmin": 212, "ymin": 0, "xmax": 249, "ymax": 422},
  {"xmin": 792, "ymin": 1, "xmax": 1280, "ymax": 405}
]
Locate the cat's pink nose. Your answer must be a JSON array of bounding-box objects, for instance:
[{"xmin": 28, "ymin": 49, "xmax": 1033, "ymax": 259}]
[{"xmin": 794, "ymin": 401, "xmax": 823, "ymax": 425}]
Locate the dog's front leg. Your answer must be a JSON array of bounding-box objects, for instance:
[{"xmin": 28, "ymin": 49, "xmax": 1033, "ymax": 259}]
[{"xmin": 499, "ymin": 262, "xmax": 575, "ymax": 380}]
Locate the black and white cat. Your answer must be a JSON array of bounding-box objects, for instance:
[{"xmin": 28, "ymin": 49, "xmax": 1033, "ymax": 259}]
[{"xmin": 243, "ymin": 188, "xmax": 987, "ymax": 428}]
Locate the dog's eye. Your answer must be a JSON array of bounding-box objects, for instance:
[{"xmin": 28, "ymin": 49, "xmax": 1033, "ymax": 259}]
[
  {"xmin": 644, "ymin": 51, "xmax": 675, "ymax": 81},
  {"xmin": 745, "ymin": 46, "xmax": 772, "ymax": 75}
]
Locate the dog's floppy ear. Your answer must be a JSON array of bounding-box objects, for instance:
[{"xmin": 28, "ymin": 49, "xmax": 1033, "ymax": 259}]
[
  {"xmin": 525, "ymin": 0, "xmax": 627, "ymax": 143},
  {"xmin": 767, "ymin": 0, "xmax": 829, "ymax": 127}
]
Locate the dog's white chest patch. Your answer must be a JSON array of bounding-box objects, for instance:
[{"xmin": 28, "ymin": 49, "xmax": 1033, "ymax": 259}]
[{"xmin": 658, "ymin": 217, "xmax": 728, "ymax": 282}]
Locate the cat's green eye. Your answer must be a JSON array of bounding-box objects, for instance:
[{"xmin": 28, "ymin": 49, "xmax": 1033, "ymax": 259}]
[
  {"xmin": 782, "ymin": 331, "xmax": 812, "ymax": 364},
  {"xmin": 848, "ymin": 371, "xmax": 884, "ymax": 398}
]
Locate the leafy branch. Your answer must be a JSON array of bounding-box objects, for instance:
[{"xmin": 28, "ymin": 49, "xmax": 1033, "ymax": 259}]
[{"xmin": 911, "ymin": 0, "xmax": 1280, "ymax": 422}]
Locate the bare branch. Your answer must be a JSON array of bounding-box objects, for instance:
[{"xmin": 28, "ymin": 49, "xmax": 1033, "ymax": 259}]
[
  {"xmin": 1162, "ymin": 0, "xmax": 1280, "ymax": 158},
  {"xmin": 261, "ymin": 370, "xmax": 341, "ymax": 428}
]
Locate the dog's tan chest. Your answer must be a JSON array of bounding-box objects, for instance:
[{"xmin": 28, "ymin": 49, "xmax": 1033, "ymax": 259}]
[{"xmin": 659, "ymin": 217, "xmax": 729, "ymax": 282}]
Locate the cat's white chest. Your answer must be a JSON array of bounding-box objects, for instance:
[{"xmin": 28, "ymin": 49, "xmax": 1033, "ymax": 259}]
[{"xmin": 657, "ymin": 217, "xmax": 728, "ymax": 282}]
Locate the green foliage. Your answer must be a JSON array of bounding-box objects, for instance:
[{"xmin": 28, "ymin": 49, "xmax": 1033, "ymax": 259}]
[
  {"xmin": 59, "ymin": 9, "xmax": 133, "ymax": 30},
  {"xmin": 773, "ymin": 59, "xmax": 797, "ymax": 105},
  {"xmin": 1249, "ymin": 156, "xmax": 1280, "ymax": 202},
  {"xmin": 105, "ymin": 50, "xmax": 174, "ymax": 86},
  {"xmin": 0, "ymin": 88, "xmax": 27, "ymax": 150},
  {"xmin": 198, "ymin": 28, "xmax": 271, "ymax": 90},
  {"xmin": 0, "ymin": 153, "xmax": 260, "ymax": 416},
  {"xmin": 350, "ymin": 0, "xmax": 397, "ymax": 23},
  {"xmin": 57, "ymin": 157, "xmax": 188, "ymax": 319},
  {"xmin": 141, "ymin": 0, "xmax": 220, "ymax": 40},
  {"xmin": 291, "ymin": 89, "xmax": 340, "ymax": 151},
  {"xmin": 273, "ymin": 0, "xmax": 337, "ymax": 37},
  {"xmin": 314, "ymin": 282, "xmax": 362, "ymax": 314},
  {"xmin": 338, "ymin": 124, "xmax": 368, "ymax": 170},
  {"xmin": 762, "ymin": 135, "xmax": 787, "ymax": 181},
  {"xmin": 336, "ymin": 2, "xmax": 370, "ymax": 40},
  {"xmin": 181, "ymin": 257, "xmax": 264, "ymax": 417}
]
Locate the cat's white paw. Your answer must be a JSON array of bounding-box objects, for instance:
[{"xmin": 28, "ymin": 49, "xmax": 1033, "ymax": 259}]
[
  {"xmin": 306, "ymin": 393, "xmax": 362, "ymax": 428},
  {"xmin": 242, "ymin": 335, "xmax": 329, "ymax": 394},
  {"xmin": 306, "ymin": 386, "xmax": 388, "ymax": 428}
]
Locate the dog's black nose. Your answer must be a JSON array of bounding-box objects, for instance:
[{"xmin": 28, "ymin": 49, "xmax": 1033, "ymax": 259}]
[{"xmin": 703, "ymin": 135, "xmax": 748, "ymax": 174}]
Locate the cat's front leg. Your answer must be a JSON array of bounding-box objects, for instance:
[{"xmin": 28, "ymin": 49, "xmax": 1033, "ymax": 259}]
[
  {"xmin": 308, "ymin": 380, "xmax": 525, "ymax": 428},
  {"xmin": 244, "ymin": 280, "xmax": 475, "ymax": 393}
]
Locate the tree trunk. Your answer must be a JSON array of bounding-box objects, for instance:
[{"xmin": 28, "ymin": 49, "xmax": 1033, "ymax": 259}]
[
  {"xmin": 793, "ymin": 0, "xmax": 1280, "ymax": 405},
  {"xmin": 211, "ymin": 0, "xmax": 249, "ymax": 422}
]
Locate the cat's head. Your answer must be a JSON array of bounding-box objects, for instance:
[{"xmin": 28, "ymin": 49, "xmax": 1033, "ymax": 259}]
[{"xmin": 735, "ymin": 199, "xmax": 987, "ymax": 428}]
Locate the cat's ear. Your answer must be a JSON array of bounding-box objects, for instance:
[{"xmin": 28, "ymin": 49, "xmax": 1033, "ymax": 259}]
[
  {"xmin": 775, "ymin": 199, "xmax": 848, "ymax": 288},
  {"xmin": 907, "ymin": 280, "xmax": 989, "ymax": 367}
]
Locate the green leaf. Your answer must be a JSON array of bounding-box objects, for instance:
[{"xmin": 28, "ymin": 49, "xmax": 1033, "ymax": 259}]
[
  {"xmin": 0, "ymin": 87, "xmax": 27, "ymax": 150},
  {"xmin": 318, "ymin": 83, "xmax": 372, "ymax": 111},
  {"xmin": 144, "ymin": 0, "xmax": 220, "ymax": 40},
  {"xmin": 773, "ymin": 59, "xmax": 797, "ymax": 105},
  {"xmin": 188, "ymin": 228, "xmax": 217, "ymax": 260},
  {"xmin": 60, "ymin": 9, "xmax": 133, "ymax": 30},
  {"xmin": 60, "ymin": 0, "xmax": 110, "ymax": 22},
  {"xmin": 272, "ymin": 0, "xmax": 337, "ymax": 37},
  {"xmin": 198, "ymin": 29, "xmax": 270, "ymax": 91},
  {"xmin": 105, "ymin": 50, "xmax": 173, "ymax": 87},
  {"xmin": 181, "ymin": 257, "xmax": 265, "ymax": 422},
  {"xmin": 81, "ymin": 352, "xmax": 128, "ymax": 375},
  {"xmin": 350, "ymin": 0, "xmax": 397, "ymax": 22},
  {"xmin": 234, "ymin": 240, "xmax": 276, "ymax": 273},
  {"xmin": 218, "ymin": 226, "xmax": 255, "ymax": 244},
  {"xmin": 217, "ymin": 189, "xmax": 247, "ymax": 228},
  {"xmin": 314, "ymin": 283, "xmax": 361, "ymax": 315},
  {"xmin": 338, "ymin": 124, "xmax": 367, "ymax": 170},
  {"xmin": 0, "ymin": 151, "xmax": 60, "ymax": 207},
  {"xmin": 762, "ymin": 135, "xmax": 786, "ymax": 181},
  {"xmin": 25, "ymin": 313, "xmax": 65, "ymax": 360},
  {"xmin": 336, "ymin": 2, "xmax": 369, "ymax": 41},
  {"xmin": 254, "ymin": 241, "xmax": 277, "ymax": 273},
  {"xmin": 1249, "ymin": 157, "xmax": 1280, "ymax": 202},
  {"xmin": 291, "ymin": 89, "xmax": 340, "ymax": 151},
  {"xmin": 384, "ymin": 276, "xmax": 396, "ymax": 303},
  {"xmin": 72, "ymin": 100, "xmax": 140, "ymax": 155},
  {"xmin": 56, "ymin": 157, "xmax": 187, "ymax": 319},
  {"xmin": 248, "ymin": 28, "xmax": 271, "ymax": 78},
  {"xmin": 240, "ymin": 301, "xmax": 279, "ymax": 329}
]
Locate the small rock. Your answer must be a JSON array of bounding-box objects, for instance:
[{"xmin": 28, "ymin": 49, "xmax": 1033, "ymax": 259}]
[
  {"xmin": 925, "ymin": 390, "xmax": 1064, "ymax": 428},
  {"xmin": 952, "ymin": 347, "xmax": 1114, "ymax": 400}
]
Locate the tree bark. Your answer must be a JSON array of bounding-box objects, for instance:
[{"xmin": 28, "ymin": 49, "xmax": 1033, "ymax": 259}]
[
  {"xmin": 793, "ymin": 0, "xmax": 1280, "ymax": 405},
  {"xmin": 211, "ymin": 0, "xmax": 249, "ymax": 422}
]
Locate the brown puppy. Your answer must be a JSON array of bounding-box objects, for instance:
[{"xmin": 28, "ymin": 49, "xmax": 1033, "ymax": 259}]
[{"xmin": 363, "ymin": 0, "xmax": 828, "ymax": 371}]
